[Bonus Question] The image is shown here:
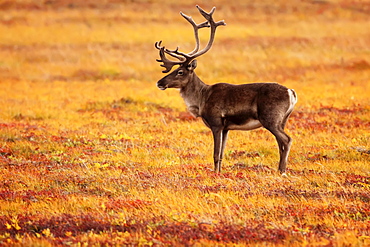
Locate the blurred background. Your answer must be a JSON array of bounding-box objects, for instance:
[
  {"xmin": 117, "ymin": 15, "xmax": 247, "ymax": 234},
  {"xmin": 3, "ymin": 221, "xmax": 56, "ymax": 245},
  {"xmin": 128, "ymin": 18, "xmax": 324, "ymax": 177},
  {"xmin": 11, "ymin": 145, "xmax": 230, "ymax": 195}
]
[{"xmin": 0, "ymin": 0, "xmax": 369, "ymax": 86}]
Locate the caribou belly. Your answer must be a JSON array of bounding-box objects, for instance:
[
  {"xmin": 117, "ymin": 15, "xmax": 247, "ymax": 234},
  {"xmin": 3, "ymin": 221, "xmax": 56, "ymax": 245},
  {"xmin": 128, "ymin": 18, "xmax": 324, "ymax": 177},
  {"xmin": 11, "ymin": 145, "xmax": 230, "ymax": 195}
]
[{"xmin": 226, "ymin": 119, "xmax": 262, "ymax": 131}]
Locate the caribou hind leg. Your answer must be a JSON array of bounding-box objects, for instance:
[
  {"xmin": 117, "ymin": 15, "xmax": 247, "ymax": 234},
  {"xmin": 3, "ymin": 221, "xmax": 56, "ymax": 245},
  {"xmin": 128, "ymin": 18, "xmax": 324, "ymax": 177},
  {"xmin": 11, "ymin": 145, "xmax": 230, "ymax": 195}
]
[
  {"xmin": 259, "ymin": 112, "xmax": 293, "ymax": 173},
  {"xmin": 276, "ymin": 89, "xmax": 297, "ymax": 173},
  {"xmin": 271, "ymin": 127, "xmax": 292, "ymax": 173},
  {"xmin": 261, "ymin": 117, "xmax": 292, "ymax": 174},
  {"xmin": 258, "ymin": 87, "xmax": 296, "ymax": 173}
]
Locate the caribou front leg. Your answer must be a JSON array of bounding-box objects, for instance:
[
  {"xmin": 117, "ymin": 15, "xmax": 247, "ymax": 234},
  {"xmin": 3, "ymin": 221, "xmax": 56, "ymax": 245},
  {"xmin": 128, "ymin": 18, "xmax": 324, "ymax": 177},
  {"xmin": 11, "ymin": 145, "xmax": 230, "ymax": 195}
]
[
  {"xmin": 220, "ymin": 129, "xmax": 229, "ymax": 170},
  {"xmin": 211, "ymin": 128, "xmax": 227, "ymax": 172}
]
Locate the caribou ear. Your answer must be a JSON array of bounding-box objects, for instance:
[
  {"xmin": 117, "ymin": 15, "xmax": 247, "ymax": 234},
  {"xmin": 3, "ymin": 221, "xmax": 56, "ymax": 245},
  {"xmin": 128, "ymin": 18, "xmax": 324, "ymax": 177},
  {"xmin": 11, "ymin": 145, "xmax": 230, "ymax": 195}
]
[{"xmin": 187, "ymin": 60, "xmax": 197, "ymax": 71}]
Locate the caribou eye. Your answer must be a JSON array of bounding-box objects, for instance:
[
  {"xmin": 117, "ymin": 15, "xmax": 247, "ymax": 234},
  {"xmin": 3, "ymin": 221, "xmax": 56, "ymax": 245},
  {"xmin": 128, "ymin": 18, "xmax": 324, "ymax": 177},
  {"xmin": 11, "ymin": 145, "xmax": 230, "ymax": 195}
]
[{"xmin": 177, "ymin": 70, "xmax": 184, "ymax": 76}]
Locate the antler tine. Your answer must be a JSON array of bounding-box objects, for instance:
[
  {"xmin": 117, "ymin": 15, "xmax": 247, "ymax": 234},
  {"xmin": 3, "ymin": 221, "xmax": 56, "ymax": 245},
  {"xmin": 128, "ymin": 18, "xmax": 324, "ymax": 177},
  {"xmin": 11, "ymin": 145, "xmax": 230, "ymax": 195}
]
[
  {"xmin": 164, "ymin": 46, "xmax": 188, "ymax": 61},
  {"xmin": 196, "ymin": 5, "xmax": 226, "ymax": 27},
  {"xmin": 155, "ymin": 41, "xmax": 185, "ymax": 73},
  {"xmin": 187, "ymin": 5, "xmax": 226, "ymax": 60},
  {"xmin": 180, "ymin": 12, "xmax": 210, "ymax": 56}
]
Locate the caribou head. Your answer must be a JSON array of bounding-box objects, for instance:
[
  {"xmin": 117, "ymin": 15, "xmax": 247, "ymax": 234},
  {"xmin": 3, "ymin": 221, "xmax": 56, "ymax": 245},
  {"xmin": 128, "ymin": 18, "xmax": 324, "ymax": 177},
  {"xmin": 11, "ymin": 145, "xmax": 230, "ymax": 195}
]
[{"xmin": 155, "ymin": 6, "xmax": 225, "ymax": 90}]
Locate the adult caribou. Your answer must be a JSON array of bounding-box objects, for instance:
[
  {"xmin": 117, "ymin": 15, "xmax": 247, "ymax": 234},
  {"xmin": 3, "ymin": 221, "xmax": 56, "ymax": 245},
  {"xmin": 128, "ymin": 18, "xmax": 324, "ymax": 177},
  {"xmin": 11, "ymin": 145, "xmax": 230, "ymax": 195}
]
[{"xmin": 155, "ymin": 6, "xmax": 297, "ymax": 174}]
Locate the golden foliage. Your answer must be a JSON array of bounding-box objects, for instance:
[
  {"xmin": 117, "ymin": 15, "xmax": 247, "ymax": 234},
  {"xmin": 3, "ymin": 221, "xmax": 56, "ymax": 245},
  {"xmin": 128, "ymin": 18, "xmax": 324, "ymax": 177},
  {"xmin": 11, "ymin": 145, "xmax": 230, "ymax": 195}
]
[{"xmin": 0, "ymin": 0, "xmax": 369, "ymax": 245}]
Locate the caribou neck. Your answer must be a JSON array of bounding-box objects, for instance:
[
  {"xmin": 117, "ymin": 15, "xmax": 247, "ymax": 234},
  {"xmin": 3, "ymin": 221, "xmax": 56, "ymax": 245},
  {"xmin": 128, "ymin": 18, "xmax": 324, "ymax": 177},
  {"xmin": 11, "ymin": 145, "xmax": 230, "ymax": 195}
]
[{"xmin": 180, "ymin": 73, "xmax": 209, "ymax": 117}]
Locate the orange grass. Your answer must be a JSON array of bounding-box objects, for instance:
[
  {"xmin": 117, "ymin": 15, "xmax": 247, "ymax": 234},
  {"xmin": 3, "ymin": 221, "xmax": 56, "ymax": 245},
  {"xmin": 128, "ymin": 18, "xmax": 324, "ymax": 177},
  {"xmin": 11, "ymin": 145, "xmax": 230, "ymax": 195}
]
[{"xmin": 0, "ymin": 0, "xmax": 369, "ymax": 246}]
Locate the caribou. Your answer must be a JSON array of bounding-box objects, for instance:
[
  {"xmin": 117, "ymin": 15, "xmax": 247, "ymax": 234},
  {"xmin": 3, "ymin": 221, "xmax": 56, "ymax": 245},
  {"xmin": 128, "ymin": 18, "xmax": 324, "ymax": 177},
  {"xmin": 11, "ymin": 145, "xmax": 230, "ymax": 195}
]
[{"xmin": 155, "ymin": 5, "xmax": 297, "ymax": 174}]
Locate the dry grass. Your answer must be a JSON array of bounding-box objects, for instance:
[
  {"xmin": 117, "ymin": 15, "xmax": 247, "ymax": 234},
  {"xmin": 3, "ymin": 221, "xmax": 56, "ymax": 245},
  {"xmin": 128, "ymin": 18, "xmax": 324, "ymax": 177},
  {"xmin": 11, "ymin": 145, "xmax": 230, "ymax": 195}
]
[{"xmin": 0, "ymin": 0, "xmax": 369, "ymax": 246}]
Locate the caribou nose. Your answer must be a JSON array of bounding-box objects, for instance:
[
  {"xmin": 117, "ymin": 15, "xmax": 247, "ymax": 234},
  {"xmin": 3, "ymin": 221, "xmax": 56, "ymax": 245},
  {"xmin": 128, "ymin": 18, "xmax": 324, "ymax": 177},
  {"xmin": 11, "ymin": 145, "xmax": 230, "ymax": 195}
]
[{"xmin": 157, "ymin": 81, "xmax": 167, "ymax": 90}]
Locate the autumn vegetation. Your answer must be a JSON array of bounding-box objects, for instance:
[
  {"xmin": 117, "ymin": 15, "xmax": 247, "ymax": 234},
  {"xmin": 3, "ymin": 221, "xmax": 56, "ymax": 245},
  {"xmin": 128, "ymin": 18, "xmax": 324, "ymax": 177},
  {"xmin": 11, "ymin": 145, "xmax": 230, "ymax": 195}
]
[{"xmin": 0, "ymin": 0, "xmax": 369, "ymax": 246}]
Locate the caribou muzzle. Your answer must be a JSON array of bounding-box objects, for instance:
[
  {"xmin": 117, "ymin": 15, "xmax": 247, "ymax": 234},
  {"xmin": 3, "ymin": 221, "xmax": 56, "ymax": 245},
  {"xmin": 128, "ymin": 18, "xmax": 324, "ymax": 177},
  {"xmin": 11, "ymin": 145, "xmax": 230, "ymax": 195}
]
[{"xmin": 157, "ymin": 80, "xmax": 168, "ymax": 90}]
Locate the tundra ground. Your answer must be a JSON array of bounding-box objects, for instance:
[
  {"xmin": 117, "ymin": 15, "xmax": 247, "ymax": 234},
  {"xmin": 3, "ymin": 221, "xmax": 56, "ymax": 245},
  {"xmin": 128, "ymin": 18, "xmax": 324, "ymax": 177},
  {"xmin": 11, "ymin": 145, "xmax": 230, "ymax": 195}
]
[{"xmin": 0, "ymin": 0, "xmax": 369, "ymax": 246}]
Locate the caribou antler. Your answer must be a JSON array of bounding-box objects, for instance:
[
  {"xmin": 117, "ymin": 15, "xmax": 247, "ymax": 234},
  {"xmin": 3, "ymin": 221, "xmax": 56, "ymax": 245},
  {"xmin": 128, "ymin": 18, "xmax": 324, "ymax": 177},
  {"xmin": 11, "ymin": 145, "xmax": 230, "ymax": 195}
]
[
  {"xmin": 155, "ymin": 5, "xmax": 226, "ymax": 73},
  {"xmin": 190, "ymin": 6, "xmax": 226, "ymax": 58},
  {"xmin": 155, "ymin": 41, "xmax": 185, "ymax": 73},
  {"xmin": 180, "ymin": 11, "xmax": 210, "ymax": 56}
]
